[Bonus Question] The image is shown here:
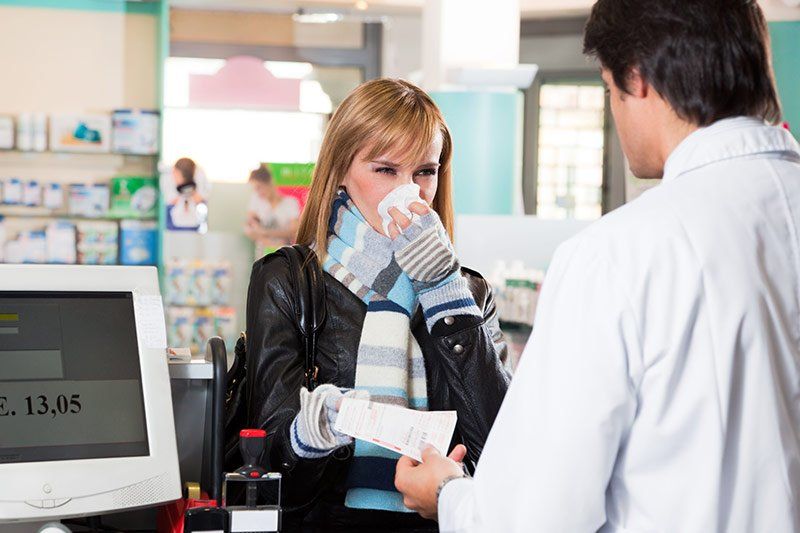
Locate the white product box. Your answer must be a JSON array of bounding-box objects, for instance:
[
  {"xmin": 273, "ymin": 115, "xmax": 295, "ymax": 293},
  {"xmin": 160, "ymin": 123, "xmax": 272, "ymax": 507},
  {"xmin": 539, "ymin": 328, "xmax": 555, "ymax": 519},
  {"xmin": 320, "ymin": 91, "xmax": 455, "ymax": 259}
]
[
  {"xmin": 49, "ymin": 113, "xmax": 111, "ymax": 153},
  {"xmin": 43, "ymin": 183, "xmax": 64, "ymax": 210},
  {"xmin": 0, "ymin": 115, "xmax": 14, "ymax": 149},
  {"xmin": 112, "ymin": 109, "xmax": 159, "ymax": 155},
  {"xmin": 3, "ymin": 178, "xmax": 23, "ymax": 205},
  {"xmin": 23, "ymin": 181, "xmax": 41, "ymax": 207}
]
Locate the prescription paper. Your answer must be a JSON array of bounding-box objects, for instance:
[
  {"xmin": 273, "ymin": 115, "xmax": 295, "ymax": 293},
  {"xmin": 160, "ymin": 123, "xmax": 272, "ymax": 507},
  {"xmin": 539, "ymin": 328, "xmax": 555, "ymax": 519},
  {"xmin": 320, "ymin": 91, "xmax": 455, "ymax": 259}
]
[{"xmin": 335, "ymin": 398, "xmax": 457, "ymax": 462}]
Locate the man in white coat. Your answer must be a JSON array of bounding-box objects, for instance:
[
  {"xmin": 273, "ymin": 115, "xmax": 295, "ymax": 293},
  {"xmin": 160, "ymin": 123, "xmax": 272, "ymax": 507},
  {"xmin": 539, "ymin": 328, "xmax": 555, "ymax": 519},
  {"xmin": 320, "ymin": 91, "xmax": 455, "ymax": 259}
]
[{"xmin": 394, "ymin": 0, "xmax": 800, "ymax": 531}]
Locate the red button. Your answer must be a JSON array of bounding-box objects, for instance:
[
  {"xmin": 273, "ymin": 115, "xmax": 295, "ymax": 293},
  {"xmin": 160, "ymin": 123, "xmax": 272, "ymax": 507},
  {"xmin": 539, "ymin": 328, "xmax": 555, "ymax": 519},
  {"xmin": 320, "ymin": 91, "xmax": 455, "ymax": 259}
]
[
  {"xmin": 240, "ymin": 429, "xmax": 267, "ymax": 438},
  {"xmin": 249, "ymin": 471, "xmax": 260, "ymax": 478}
]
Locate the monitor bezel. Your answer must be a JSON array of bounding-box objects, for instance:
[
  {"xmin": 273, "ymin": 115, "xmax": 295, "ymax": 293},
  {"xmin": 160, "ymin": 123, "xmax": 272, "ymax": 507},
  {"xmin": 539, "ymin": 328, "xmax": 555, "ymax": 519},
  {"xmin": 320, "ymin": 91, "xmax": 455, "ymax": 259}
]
[{"xmin": 0, "ymin": 265, "xmax": 180, "ymax": 520}]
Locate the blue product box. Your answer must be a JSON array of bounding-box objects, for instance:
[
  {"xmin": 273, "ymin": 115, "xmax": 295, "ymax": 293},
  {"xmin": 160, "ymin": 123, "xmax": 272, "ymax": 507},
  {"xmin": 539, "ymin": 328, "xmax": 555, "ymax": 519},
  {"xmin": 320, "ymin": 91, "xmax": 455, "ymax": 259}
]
[{"xmin": 120, "ymin": 220, "xmax": 157, "ymax": 265}]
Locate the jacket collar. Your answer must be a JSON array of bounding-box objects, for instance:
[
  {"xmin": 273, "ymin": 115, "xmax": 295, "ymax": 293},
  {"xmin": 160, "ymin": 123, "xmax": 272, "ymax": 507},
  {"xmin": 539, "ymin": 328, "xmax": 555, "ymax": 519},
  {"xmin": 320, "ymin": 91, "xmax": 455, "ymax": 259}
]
[{"xmin": 662, "ymin": 116, "xmax": 800, "ymax": 183}]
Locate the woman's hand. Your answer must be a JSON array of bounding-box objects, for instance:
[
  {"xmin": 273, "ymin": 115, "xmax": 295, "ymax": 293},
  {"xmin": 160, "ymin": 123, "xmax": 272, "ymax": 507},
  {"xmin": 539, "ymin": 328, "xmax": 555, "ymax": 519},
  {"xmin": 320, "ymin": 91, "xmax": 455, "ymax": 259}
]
[
  {"xmin": 388, "ymin": 202, "xmax": 460, "ymax": 292},
  {"xmin": 290, "ymin": 385, "xmax": 368, "ymax": 459},
  {"xmin": 386, "ymin": 201, "xmax": 430, "ymax": 238}
]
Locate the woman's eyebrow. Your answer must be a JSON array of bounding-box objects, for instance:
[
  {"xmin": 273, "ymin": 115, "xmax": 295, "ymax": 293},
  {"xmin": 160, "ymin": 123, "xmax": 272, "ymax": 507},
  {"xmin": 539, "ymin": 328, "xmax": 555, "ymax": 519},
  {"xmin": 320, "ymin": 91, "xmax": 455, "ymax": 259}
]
[{"xmin": 370, "ymin": 160, "xmax": 440, "ymax": 168}]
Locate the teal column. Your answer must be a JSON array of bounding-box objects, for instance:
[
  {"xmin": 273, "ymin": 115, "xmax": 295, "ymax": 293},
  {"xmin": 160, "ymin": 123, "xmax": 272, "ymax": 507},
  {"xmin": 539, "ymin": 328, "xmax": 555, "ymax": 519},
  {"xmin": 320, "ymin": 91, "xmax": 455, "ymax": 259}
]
[
  {"xmin": 770, "ymin": 21, "xmax": 800, "ymax": 138},
  {"xmin": 432, "ymin": 91, "xmax": 522, "ymax": 215}
]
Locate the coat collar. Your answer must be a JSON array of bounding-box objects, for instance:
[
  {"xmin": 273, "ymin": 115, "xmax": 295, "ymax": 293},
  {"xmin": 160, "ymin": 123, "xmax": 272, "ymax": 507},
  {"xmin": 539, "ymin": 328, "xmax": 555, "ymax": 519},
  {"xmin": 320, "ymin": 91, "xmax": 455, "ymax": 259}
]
[{"xmin": 662, "ymin": 116, "xmax": 800, "ymax": 183}]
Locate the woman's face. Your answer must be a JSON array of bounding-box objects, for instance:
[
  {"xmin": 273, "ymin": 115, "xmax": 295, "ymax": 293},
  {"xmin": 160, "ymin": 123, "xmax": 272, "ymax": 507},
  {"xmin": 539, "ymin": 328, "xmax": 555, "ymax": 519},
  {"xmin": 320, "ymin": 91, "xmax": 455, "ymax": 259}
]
[
  {"xmin": 172, "ymin": 167, "xmax": 188, "ymax": 186},
  {"xmin": 341, "ymin": 133, "xmax": 442, "ymax": 235},
  {"xmin": 251, "ymin": 180, "xmax": 274, "ymax": 201}
]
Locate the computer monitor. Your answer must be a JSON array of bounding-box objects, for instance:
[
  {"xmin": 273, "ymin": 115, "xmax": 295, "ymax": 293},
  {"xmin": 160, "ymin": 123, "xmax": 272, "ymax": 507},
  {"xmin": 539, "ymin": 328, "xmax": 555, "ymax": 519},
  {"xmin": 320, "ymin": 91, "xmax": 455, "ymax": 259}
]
[{"xmin": 0, "ymin": 265, "xmax": 181, "ymax": 523}]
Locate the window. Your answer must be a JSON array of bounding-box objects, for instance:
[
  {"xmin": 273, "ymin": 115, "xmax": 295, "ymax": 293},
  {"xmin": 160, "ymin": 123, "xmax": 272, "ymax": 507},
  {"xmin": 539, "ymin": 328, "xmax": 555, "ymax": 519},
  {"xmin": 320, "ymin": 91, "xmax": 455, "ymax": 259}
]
[
  {"xmin": 535, "ymin": 84, "xmax": 606, "ymax": 220},
  {"xmin": 162, "ymin": 57, "xmax": 362, "ymax": 183}
]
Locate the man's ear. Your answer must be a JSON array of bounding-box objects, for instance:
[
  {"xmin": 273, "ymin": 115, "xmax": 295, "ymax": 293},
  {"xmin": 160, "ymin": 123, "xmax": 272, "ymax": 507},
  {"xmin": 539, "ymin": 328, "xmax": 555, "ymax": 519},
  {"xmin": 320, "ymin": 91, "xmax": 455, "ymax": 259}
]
[{"xmin": 625, "ymin": 68, "xmax": 649, "ymax": 99}]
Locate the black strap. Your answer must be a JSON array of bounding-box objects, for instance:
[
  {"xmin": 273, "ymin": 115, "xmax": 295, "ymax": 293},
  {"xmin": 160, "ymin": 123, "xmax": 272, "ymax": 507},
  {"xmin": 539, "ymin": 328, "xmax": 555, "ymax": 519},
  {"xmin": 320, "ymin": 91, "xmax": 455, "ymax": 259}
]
[{"xmin": 283, "ymin": 245, "xmax": 326, "ymax": 391}]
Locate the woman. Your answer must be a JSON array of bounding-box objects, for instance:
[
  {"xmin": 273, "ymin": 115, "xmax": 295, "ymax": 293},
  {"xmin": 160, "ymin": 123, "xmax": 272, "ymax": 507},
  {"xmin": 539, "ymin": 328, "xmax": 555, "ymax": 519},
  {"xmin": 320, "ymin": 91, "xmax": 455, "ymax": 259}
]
[
  {"xmin": 166, "ymin": 157, "xmax": 208, "ymax": 231},
  {"xmin": 246, "ymin": 78, "xmax": 510, "ymax": 531},
  {"xmin": 243, "ymin": 164, "xmax": 301, "ymax": 255}
]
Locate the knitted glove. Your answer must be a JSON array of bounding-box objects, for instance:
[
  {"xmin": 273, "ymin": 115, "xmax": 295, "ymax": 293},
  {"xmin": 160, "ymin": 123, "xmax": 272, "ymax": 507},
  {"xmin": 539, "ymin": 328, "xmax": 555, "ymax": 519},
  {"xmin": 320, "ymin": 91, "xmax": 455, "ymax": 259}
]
[
  {"xmin": 290, "ymin": 384, "xmax": 369, "ymax": 459},
  {"xmin": 391, "ymin": 210, "xmax": 482, "ymax": 331},
  {"xmin": 391, "ymin": 210, "xmax": 460, "ymax": 293}
]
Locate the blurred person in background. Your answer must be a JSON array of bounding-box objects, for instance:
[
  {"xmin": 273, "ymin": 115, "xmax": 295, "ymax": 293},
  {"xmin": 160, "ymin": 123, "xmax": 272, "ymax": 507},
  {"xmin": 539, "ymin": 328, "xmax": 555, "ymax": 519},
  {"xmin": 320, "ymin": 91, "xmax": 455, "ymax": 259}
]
[
  {"xmin": 244, "ymin": 163, "xmax": 301, "ymax": 256},
  {"xmin": 167, "ymin": 156, "xmax": 208, "ymax": 231}
]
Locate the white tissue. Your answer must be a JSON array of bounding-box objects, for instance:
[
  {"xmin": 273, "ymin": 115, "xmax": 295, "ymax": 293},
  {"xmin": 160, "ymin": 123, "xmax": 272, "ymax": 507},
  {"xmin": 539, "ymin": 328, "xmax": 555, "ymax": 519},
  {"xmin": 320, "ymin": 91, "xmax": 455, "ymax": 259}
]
[{"xmin": 377, "ymin": 183, "xmax": 423, "ymax": 236}]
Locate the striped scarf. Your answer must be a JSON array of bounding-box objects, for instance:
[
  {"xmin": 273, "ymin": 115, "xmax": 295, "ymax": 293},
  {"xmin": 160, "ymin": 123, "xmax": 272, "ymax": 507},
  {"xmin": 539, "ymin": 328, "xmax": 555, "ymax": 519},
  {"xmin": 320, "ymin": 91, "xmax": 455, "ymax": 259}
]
[{"xmin": 323, "ymin": 189, "xmax": 427, "ymax": 513}]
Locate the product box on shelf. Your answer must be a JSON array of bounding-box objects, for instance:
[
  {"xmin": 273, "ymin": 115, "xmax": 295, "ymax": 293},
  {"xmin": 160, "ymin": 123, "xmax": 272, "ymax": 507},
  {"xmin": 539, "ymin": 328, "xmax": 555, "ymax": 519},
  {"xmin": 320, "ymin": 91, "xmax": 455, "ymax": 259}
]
[
  {"xmin": 109, "ymin": 176, "xmax": 158, "ymax": 218},
  {"xmin": 3, "ymin": 239, "xmax": 22, "ymax": 263},
  {"xmin": 45, "ymin": 221, "xmax": 77, "ymax": 264},
  {"xmin": 167, "ymin": 306, "xmax": 194, "ymax": 349},
  {"xmin": 120, "ymin": 219, "xmax": 157, "ymax": 265},
  {"xmin": 193, "ymin": 308, "xmax": 215, "ymax": 352},
  {"xmin": 23, "ymin": 181, "xmax": 41, "ymax": 207},
  {"xmin": 43, "ymin": 183, "xmax": 64, "ymax": 210},
  {"xmin": 49, "ymin": 113, "xmax": 111, "ymax": 153},
  {"xmin": 15, "ymin": 113, "xmax": 46, "ymax": 152},
  {"xmin": 165, "ymin": 259, "xmax": 189, "ymax": 306},
  {"xmin": 69, "ymin": 183, "xmax": 110, "ymax": 218},
  {"xmin": 210, "ymin": 261, "xmax": 233, "ymax": 305},
  {"xmin": 166, "ymin": 305, "xmax": 238, "ymax": 353},
  {"xmin": 212, "ymin": 306, "xmax": 237, "ymax": 347},
  {"xmin": 76, "ymin": 220, "xmax": 118, "ymax": 265},
  {"xmin": 21, "ymin": 230, "xmax": 47, "ymax": 264},
  {"xmin": 112, "ymin": 109, "xmax": 159, "ymax": 155},
  {"xmin": 0, "ymin": 115, "xmax": 14, "ymax": 150},
  {"xmin": 2, "ymin": 178, "xmax": 22, "ymax": 205},
  {"xmin": 188, "ymin": 261, "xmax": 212, "ymax": 307}
]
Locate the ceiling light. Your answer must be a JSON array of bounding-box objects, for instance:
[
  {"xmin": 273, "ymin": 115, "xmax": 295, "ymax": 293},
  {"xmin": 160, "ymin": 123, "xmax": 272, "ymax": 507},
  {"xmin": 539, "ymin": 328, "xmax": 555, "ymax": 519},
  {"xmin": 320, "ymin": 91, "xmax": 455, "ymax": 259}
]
[{"xmin": 293, "ymin": 8, "xmax": 343, "ymax": 24}]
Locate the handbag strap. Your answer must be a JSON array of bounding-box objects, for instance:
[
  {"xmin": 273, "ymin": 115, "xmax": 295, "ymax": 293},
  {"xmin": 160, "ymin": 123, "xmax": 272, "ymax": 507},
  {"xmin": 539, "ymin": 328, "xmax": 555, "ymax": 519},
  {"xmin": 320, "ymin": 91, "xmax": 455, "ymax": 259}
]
[{"xmin": 282, "ymin": 245, "xmax": 326, "ymax": 391}]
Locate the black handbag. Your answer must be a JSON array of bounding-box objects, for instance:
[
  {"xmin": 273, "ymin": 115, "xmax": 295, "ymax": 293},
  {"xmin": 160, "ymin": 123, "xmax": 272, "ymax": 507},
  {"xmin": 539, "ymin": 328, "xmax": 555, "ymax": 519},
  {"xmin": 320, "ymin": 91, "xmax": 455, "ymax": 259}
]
[{"xmin": 223, "ymin": 244, "xmax": 327, "ymax": 472}]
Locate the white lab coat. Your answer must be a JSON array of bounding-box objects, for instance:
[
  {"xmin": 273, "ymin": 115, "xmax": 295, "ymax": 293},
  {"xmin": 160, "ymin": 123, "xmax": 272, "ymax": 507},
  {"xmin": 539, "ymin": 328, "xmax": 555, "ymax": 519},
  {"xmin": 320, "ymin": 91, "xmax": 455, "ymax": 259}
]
[{"xmin": 439, "ymin": 117, "xmax": 800, "ymax": 533}]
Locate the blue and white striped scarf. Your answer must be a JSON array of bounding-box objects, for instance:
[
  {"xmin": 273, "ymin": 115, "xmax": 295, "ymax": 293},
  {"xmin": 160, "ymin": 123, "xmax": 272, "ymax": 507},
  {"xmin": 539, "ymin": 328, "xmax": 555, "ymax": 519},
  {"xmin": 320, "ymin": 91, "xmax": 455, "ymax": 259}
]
[{"xmin": 323, "ymin": 189, "xmax": 428, "ymax": 513}]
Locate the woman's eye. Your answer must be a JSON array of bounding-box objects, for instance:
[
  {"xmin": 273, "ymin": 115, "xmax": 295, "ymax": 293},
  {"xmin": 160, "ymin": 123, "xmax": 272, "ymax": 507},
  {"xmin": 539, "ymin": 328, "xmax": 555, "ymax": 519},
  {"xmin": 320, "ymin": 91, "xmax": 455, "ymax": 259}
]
[
  {"xmin": 415, "ymin": 168, "xmax": 437, "ymax": 177},
  {"xmin": 375, "ymin": 167, "xmax": 396, "ymax": 175}
]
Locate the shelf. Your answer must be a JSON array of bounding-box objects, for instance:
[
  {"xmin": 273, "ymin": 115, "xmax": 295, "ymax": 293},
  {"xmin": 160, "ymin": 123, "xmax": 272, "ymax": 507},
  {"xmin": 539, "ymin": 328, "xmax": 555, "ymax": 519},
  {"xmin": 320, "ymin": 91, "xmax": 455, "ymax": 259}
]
[
  {"xmin": 0, "ymin": 149, "xmax": 158, "ymax": 158},
  {"xmin": 0, "ymin": 206, "xmax": 156, "ymax": 223}
]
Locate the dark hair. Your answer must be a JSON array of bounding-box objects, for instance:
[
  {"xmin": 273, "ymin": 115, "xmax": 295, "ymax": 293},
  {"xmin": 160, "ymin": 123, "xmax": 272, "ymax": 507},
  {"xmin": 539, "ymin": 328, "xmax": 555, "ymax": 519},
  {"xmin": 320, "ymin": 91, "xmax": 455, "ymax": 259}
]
[
  {"xmin": 174, "ymin": 157, "xmax": 196, "ymax": 183},
  {"xmin": 249, "ymin": 164, "xmax": 273, "ymax": 185},
  {"xmin": 583, "ymin": 0, "xmax": 782, "ymax": 126}
]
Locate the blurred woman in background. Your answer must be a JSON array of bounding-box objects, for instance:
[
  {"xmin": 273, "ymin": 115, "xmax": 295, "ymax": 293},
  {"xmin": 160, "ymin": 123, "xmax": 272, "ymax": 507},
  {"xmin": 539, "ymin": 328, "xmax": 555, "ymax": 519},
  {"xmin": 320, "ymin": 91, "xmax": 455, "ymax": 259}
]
[{"xmin": 244, "ymin": 164, "xmax": 301, "ymax": 255}]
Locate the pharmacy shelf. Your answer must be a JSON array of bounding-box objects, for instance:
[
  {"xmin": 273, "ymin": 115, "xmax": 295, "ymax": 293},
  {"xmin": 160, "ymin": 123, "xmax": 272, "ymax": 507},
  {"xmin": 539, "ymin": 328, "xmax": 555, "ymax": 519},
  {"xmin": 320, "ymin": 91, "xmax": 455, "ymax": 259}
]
[
  {"xmin": 0, "ymin": 206, "xmax": 156, "ymax": 222},
  {"xmin": 0, "ymin": 149, "xmax": 157, "ymax": 158}
]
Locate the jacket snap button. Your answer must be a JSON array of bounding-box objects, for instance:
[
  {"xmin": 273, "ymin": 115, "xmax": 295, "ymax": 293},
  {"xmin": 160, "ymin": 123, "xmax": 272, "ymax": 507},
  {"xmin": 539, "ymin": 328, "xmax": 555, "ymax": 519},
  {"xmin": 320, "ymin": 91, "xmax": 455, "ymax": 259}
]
[
  {"xmin": 453, "ymin": 344, "xmax": 464, "ymax": 354},
  {"xmin": 444, "ymin": 316, "xmax": 455, "ymax": 326}
]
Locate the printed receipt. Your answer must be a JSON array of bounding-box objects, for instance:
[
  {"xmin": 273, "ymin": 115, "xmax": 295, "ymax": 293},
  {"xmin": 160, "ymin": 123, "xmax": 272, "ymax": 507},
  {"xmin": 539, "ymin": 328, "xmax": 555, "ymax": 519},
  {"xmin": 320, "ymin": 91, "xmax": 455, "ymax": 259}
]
[{"xmin": 334, "ymin": 398, "xmax": 457, "ymax": 462}]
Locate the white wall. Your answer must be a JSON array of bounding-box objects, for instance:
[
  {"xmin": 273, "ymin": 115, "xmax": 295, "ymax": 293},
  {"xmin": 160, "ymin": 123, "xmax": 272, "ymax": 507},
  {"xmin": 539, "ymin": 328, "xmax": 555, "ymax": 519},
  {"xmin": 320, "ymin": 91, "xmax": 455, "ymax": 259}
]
[
  {"xmin": 519, "ymin": 34, "xmax": 593, "ymax": 71},
  {"xmin": 381, "ymin": 14, "xmax": 423, "ymax": 79}
]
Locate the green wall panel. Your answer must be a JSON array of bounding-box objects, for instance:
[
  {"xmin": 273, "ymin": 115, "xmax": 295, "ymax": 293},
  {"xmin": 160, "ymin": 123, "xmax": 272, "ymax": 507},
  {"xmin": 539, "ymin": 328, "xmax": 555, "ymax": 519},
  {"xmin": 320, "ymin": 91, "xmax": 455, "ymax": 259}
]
[
  {"xmin": 770, "ymin": 21, "xmax": 800, "ymax": 137},
  {"xmin": 432, "ymin": 91, "xmax": 522, "ymax": 215},
  {"xmin": 0, "ymin": 0, "xmax": 159, "ymax": 15}
]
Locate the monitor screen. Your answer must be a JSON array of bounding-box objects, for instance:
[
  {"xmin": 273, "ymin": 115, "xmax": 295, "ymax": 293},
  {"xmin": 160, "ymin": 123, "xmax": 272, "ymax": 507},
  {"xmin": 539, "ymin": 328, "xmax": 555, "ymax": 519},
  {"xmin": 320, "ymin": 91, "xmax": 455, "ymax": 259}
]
[{"xmin": 0, "ymin": 291, "xmax": 149, "ymax": 464}]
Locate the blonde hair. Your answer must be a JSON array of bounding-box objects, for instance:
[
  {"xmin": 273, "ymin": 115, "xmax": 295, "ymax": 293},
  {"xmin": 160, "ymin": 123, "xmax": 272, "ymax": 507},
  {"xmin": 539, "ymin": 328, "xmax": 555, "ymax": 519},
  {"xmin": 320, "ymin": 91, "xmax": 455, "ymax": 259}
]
[{"xmin": 296, "ymin": 78, "xmax": 455, "ymax": 261}]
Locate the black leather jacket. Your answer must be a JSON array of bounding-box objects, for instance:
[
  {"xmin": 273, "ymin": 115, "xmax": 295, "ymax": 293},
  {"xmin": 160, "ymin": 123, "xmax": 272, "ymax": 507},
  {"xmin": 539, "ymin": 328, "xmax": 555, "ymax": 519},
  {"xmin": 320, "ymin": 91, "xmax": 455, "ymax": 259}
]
[{"xmin": 246, "ymin": 252, "xmax": 510, "ymax": 531}]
